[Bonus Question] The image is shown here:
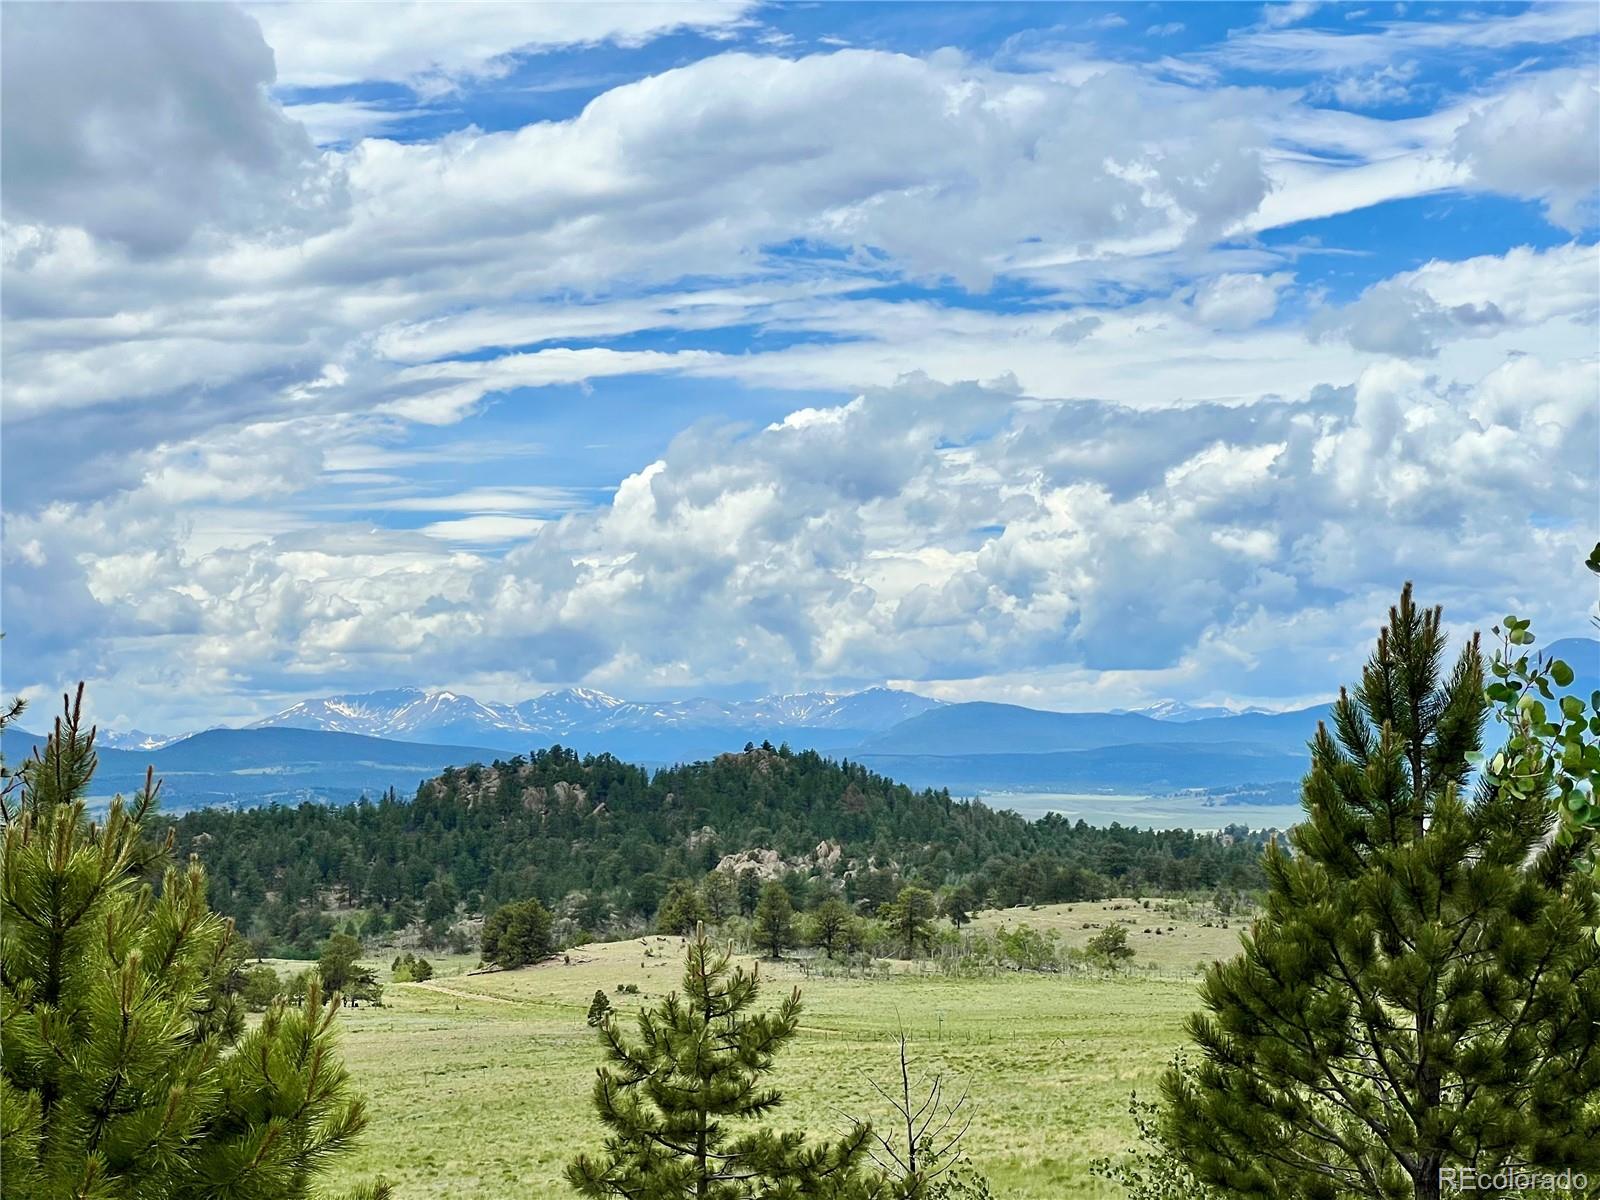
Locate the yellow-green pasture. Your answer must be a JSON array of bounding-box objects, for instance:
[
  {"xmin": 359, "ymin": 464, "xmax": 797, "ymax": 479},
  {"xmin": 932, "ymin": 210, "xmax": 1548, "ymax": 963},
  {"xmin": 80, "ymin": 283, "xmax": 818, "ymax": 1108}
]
[{"xmin": 324, "ymin": 902, "xmax": 1242, "ymax": 1199}]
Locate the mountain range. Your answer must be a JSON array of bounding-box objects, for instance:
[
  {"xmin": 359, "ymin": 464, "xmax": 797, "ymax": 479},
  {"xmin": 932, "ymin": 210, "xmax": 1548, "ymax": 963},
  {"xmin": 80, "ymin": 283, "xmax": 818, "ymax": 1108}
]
[
  {"xmin": 6, "ymin": 636, "xmax": 1592, "ymax": 816},
  {"xmin": 0, "ymin": 686, "xmax": 1322, "ymax": 814},
  {"xmin": 247, "ymin": 685, "xmax": 940, "ymax": 757}
]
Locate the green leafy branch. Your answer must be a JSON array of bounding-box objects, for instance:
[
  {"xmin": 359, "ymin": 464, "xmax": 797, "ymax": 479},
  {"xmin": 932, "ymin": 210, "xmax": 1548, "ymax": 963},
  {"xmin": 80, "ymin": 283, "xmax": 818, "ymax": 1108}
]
[{"xmin": 1473, "ymin": 543, "xmax": 1600, "ymax": 884}]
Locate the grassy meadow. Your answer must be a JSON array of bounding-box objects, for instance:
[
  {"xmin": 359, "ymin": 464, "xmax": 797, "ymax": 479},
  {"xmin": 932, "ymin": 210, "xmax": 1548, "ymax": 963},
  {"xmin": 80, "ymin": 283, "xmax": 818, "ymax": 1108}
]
[{"xmin": 320, "ymin": 901, "xmax": 1246, "ymax": 1199}]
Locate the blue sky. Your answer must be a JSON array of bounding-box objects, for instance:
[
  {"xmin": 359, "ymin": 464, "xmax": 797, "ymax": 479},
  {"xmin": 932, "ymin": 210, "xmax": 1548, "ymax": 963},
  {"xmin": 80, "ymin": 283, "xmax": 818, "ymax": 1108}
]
[{"xmin": 1, "ymin": 1, "xmax": 1596, "ymax": 731}]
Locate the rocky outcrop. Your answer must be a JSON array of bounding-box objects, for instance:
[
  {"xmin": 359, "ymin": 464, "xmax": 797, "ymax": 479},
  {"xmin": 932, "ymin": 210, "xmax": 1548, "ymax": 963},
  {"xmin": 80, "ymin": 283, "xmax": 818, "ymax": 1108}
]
[{"xmin": 713, "ymin": 838, "xmax": 845, "ymax": 880}]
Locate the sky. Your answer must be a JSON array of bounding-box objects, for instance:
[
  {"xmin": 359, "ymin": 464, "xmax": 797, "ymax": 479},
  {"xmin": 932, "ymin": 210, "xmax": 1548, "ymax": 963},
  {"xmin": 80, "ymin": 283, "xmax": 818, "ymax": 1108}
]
[{"xmin": 1, "ymin": 0, "xmax": 1597, "ymax": 733}]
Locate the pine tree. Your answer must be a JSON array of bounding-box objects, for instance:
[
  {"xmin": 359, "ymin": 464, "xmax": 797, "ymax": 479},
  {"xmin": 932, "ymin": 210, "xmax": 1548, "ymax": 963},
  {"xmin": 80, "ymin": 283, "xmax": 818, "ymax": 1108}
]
[
  {"xmin": 587, "ymin": 989, "xmax": 613, "ymax": 1028},
  {"xmin": 702, "ymin": 870, "xmax": 736, "ymax": 922},
  {"xmin": 881, "ymin": 887, "xmax": 936, "ymax": 959},
  {"xmin": 566, "ymin": 923, "xmax": 878, "ymax": 1199},
  {"xmin": 737, "ymin": 869, "xmax": 762, "ymax": 917},
  {"xmin": 1085, "ymin": 924, "xmax": 1133, "ymax": 968},
  {"xmin": 0, "ymin": 686, "xmax": 388, "ymax": 1199},
  {"xmin": 939, "ymin": 886, "xmax": 976, "ymax": 929},
  {"xmin": 319, "ymin": 931, "xmax": 362, "ymax": 993},
  {"xmin": 657, "ymin": 880, "xmax": 709, "ymax": 936},
  {"xmin": 753, "ymin": 882, "xmax": 796, "ymax": 960},
  {"xmin": 1161, "ymin": 586, "xmax": 1600, "ymax": 1200},
  {"xmin": 481, "ymin": 897, "xmax": 554, "ymax": 968},
  {"xmin": 808, "ymin": 897, "xmax": 854, "ymax": 959}
]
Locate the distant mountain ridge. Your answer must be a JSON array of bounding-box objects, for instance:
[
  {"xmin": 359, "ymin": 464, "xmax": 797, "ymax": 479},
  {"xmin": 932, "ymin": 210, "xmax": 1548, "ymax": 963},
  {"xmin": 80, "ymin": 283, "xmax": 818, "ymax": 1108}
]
[
  {"xmin": 16, "ymin": 637, "xmax": 1591, "ymax": 819},
  {"xmin": 0, "ymin": 686, "xmax": 1329, "ymax": 817},
  {"xmin": 94, "ymin": 685, "xmax": 1331, "ymax": 753},
  {"xmin": 248, "ymin": 685, "xmax": 944, "ymax": 753},
  {"xmin": 0, "ymin": 726, "xmax": 503, "ymax": 811},
  {"xmin": 854, "ymin": 700, "xmax": 1333, "ymax": 759}
]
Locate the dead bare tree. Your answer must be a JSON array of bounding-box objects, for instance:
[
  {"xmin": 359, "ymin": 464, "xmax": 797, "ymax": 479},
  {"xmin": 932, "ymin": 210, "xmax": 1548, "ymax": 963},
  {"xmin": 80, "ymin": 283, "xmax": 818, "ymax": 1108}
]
[{"xmin": 849, "ymin": 1031, "xmax": 981, "ymax": 1196}]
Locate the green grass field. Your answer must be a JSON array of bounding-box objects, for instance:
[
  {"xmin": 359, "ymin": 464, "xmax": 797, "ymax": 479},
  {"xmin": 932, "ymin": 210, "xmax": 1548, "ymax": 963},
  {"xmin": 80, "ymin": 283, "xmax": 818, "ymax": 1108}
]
[{"xmin": 323, "ymin": 902, "xmax": 1246, "ymax": 1199}]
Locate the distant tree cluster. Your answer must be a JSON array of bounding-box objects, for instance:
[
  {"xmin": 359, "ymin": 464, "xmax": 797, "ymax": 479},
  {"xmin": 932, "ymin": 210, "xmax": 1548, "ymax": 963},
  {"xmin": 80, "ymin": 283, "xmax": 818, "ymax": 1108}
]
[
  {"xmin": 391, "ymin": 951, "xmax": 433, "ymax": 982},
  {"xmin": 166, "ymin": 744, "xmax": 1272, "ymax": 960},
  {"xmin": 481, "ymin": 897, "xmax": 554, "ymax": 969},
  {"xmin": 319, "ymin": 931, "xmax": 384, "ymax": 1005}
]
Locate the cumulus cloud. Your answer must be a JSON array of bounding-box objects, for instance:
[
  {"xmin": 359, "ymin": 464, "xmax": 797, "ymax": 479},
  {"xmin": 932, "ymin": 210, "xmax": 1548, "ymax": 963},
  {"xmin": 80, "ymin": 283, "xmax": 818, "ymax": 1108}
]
[
  {"xmin": 1262, "ymin": 2, "xmax": 1324, "ymax": 31},
  {"xmin": 319, "ymin": 50, "xmax": 1270, "ymax": 292},
  {"xmin": 1450, "ymin": 68, "xmax": 1600, "ymax": 230},
  {"xmin": 1, "ymin": 39, "xmax": 1279, "ymax": 495},
  {"xmin": 1310, "ymin": 283, "xmax": 1502, "ymax": 357},
  {"xmin": 0, "ymin": 3, "xmax": 340, "ymax": 254},
  {"xmin": 1310, "ymin": 242, "xmax": 1596, "ymax": 357},
  {"xmin": 5, "ymin": 5, "xmax": 1598, "ymax": 726},
  {"xmin": 12, "ymin": 354, "xmax": 1593, "ymax": 725}
]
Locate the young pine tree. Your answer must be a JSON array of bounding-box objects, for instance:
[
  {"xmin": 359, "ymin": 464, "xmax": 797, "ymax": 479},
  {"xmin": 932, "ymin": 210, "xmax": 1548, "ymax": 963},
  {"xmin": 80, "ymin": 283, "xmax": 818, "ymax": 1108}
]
[
  {"xmin": 567, "ymin": 923, "xmax": 878, "ymax": 1199},
  {"xmin": 1162, "ymin": 586, "xmax": 1600, "ymax": 1200},
  {"xmin": 0, "ymin": 686, "xmax": 388, "ymax": 1200}
]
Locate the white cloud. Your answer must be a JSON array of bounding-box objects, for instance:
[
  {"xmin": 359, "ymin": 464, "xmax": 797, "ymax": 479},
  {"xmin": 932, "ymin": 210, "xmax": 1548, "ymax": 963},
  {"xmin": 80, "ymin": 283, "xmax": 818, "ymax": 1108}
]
[
  {"xmin": 384, "ymin": 348, "xmax": 725, "ymax": 423},
  {"xmin": 376, "ymin": 486, "xmax": 586, "ymax": 515},
  {"xmin": 421, "ymin": 515, "xmax": 550, "ymax": 544},
  {"xmin": 316, "ymin": 49, "xmax": 1271, "ymax": 291},
  {"xmin": 1262, "ymin": 3, "xmax": 1324, "ymax": 31},
  {"xmin": 1221, "ymin": 3, "xmax": 1598, "ymax": 73},
  {"xmin": 1450, "ymin": 68, "xmax": 1600, "ymax": 230},
  {"xmin": 14, "ymin": 347, "xmax": 1594, "ymax": 723},
  {"xmin": 0, "ymin": 3, "xmax": 340, "ymax": 253},
  {"xmin": 281, "ymin": 100, "xmax": 428, "ymax": 145},
  {"xmin": 1, "ymin": 42, "xmax": 1281, "ymax": 464},
  {"xmin": 1310, "ymin": 242, "xmax": 1597, "ymax": 357},
  {"xmin": 5, "ymin": 7, "xmax": 1598, "ymax": 726},
  {"xmin": 1308, "ymin": 61, "xmax": 1420, "ymax": 108},
  {"xmin": 249, "ymin": 1, "xmax": 758, "ymax": 91},
  {"xmin": 1190, "ymin": 272, "xmax": 1290, "ymax": 330}
]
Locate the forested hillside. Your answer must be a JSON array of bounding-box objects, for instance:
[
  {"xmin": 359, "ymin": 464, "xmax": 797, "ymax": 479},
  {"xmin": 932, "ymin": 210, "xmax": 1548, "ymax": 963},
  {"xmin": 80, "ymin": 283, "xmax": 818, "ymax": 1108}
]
[{"xmin": 171, "ymin": 743, "xmax": 1273, "ymax": 955}]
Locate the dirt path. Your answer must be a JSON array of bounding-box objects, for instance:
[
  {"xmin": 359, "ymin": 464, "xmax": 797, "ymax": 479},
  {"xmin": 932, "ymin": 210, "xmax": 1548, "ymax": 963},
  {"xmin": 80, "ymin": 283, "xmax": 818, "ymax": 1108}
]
[{"xmin": 397, "ymin": 980, "xmax": 526, "ymax": 1006}]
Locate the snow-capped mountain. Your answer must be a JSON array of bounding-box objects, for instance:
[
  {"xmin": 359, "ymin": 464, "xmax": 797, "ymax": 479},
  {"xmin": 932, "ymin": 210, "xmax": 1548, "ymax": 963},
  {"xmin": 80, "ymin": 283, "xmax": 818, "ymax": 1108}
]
[
  {"xmin": 249, "ymin": 684, "xmax": 942, "ymax": 754},
  {"xmin": 97, "ymin": 728, "xmax": 185, "ymax": 751},
  {"xmin": 250, "ymin": 688, "xmax": 530, "ymax": 742},
  {"xmin": 512, "ymin": 687, "xmax": 629, "ymax": 735},
  {"xmin": 1119, "ymin": 700, "xmax": 1274, "ymax": 722},
  {"xmin": 754, "ymin": 687, "xmax": 944, "ymax": 730}
]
